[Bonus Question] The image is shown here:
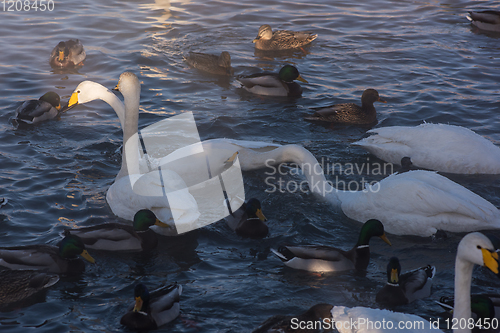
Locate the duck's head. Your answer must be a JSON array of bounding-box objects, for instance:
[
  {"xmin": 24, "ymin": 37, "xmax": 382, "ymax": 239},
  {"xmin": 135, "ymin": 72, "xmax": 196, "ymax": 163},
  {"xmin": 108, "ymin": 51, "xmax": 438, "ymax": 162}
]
[
  {"xmin": 55, "ymin": 41, "xmax": 68, "ymax": 62},
  {"xmin": 471, "ymin": 295, "xmax": 495, "ymax": 320},
  {"xmin": 246, "ymin": 198, "xmax": 267, "ymax": 222},
  {"xmin": 59, "ymin": 234, "xmax": 95, "ymax": 263},
  {"xmin": 133, "ymin": 209, "xmax": 170, "ymax": 231},
  {"xmin": 386, "ymin": 257, "xmax": 401, "ymax": 284},
  {"xmin": 458, "ymin": 232, "xmax": 499, "ymax": 274},
  {"xmin": 133, "ymin": 283, "xmax": 150, "ymax": 312},
  {"xmin": 40, "ymin": 91, "xmax": 61, "ymax": 111},
  {"xmin": 218, "ymin": 51, "xmax": 231, "ymax": 68},
  {"xmin": 357, "ymin": 219, "xmax": 392, "ymax": 246},
  {"xmin": 279, "ymin": 65, "xmax": 308, "ymax": 83},
  {"xmin": 361, "ymin": 89, "xmax": 386, "ymax": 106},
  {"xmin": 253, "ymin": 24, "xmax": 273, "ymax": 42}
]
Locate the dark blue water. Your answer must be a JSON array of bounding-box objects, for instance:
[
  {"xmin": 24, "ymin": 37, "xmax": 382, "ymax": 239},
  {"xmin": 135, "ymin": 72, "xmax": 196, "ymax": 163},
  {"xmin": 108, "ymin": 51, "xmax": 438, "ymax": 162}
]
[{"xmin": 1, "ymin": 0, "xmax": 500, "ymax": 331}]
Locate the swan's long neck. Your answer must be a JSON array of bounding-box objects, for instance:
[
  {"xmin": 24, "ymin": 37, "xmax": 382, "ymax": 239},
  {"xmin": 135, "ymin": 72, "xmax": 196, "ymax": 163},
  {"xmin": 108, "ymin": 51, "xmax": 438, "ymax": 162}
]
[
  {"xmin": 453, "ymin": 256, "xmax": 473, "ymax": 333},
  {"xmin": 237, "ymin": 145, "xmax": 342, "ymax": 207},
  {"xmin": 94, "ymin": 89, "xmax": 126, "ymax": 129},
  {"xmin": 116, "ymin": 83, "xmax": 141, "ymax": 180}
]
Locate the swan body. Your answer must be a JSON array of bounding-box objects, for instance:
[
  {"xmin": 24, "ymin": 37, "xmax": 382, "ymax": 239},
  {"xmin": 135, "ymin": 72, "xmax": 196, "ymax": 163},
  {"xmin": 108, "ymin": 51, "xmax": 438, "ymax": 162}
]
[
  {"xmin": 0, "ymin": 235, "xmax": 95, "ymax": 275},
  {"xmin": 120, "ymin": 283, "xmax": 182, "ymax": 330},
  {"xmin": 184, "ymin": 51, "xmax": 233, "ymax": 76},
  {"xmin": 352, "ymin": 123, "xmax": 500, "ymax": 174},
  {"xmin": 237, "ymin": 65, "xmax": 307, "ymax": 97},
  {"xmin": 14, "ymin": 92, "xmax": 61, "ymax": 124},
  {"xmin": 305, "ymin": 89, "xmax": 386, "ymax": 125},
  {"xmin": 49, "ymin": 39, "xmax": 86, "ymax": 68},
  {"xmin": 271, "ymin": 219, "xmax": 391, "ymax": 272},
  {"xmin": 0, "ymin": 270, "xmax": 59, "ymax": 306},
  {"xmin": 376, "ymin": 257, "xmax": 435, "ymax": 306},
  {"xmin": 330, "ymin": 232, "xmax": 499, "ymax": 333},
  {"xmin": 467, "ymin": 11, "xmax": 500, "ymax": 33},
  {"xmin": 253, "ymin": 24, "xmax": 317, "ymax": 51}
]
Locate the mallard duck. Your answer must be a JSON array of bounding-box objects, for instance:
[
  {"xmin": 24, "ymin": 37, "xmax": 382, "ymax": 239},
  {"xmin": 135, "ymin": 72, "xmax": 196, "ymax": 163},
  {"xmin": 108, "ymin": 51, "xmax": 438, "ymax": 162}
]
[
  {"xmin": 376, "ymin": 257, "xmax": 435, "ymax": 306},
  {"xmin": 49, "ymin": 39, "xmax": 86, "ymax": 68},
  {"xmin": 237, "ymin": 65, "xmax": 307, "ymax": 97},
  {"xmin": 14, "ymin": 92, "xmax": 61, "ymax": 124},
  {"xmin": 252, "ymin": 303, "xmax": 334, "ymax": 333},
  {"xmin": 438, "ymin": 294, "xmax": 500, "ymax": 321},
  {"xmin": 467, "ymin": 11, "xmax": 500, "ymax": 32},
  {"xmin": 64, "ymin": 210, "xmax": 170, "ymax": 251},
  {"xmin": 0, "ymin": 270, "xmax": 59, "ymax": 306},
  {"xmin": 253, "ymin": 24, "xmax": 317, "ymax": 51},
  {"xmin": 184, "ymin": 51, "xmax": 233, "ymax": 76},
  {"xmin": 120, "ymin": 283, "xmax": 182, "ymax": 330},
  {"xmin": 0, "ymin": 234, "xmax": 95, "ymax": 275},
  {"xmin": 329, "ymin": 232, "xmax": 499, "ymax": 333},
  {"xmin": 225, "ymin": 198, "xmax": 268, "ymax": 239},
  {"xmin": 304, "ymin": 89, "xmax": 386, "ymax": 125},
  {"xmin": 353, "ymin": 123, "xmax": 500, "ymax": 174},
  {"xmin": 271, "ymin": 219, "xmax": 391, "ymax": 272}
]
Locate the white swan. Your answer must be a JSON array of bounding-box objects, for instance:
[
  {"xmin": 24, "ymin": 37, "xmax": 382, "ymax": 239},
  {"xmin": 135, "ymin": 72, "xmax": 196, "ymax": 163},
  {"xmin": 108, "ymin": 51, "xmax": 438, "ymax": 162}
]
[
  {"xmin": 352, "ymin": 123, "xmax": 500, "ymax": 174},
  {"xmin": 329, "ymin": 232, "xmax": 499, "ymax": 333}
]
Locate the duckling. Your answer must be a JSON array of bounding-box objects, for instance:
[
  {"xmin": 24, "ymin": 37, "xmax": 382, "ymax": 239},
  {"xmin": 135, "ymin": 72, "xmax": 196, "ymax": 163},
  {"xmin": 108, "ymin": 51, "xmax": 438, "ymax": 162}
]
[
  {"xmin": 0, "ymin": 234, "xmax": 95, "ymax": 275},
  {"xmin": 237, "ymin": 65, "xmax": 307, "ymax": 97},
  {"xmin": 253, "ymin": 24, "xmax": 317, "ymax": 51},
  {"xmin": 49, "ymin": 39, "xmax": 86, "ymax": 68},
  {"xmin": 304, "ymin": 89, "xmax": 386, "ymax": 125},
  {"xmin": 64, "ymin": 209, "xmax": 170, "ymax": 251},
  {"xmin": 120, "ymin": 283, "xmax": 182, "ymax": 330},
  {"xmin": 271, "ymin": 219, "xmax": 391, "ymax": 272},
  {"xmin": 14, "ymin": 92, "xmax": 61, "ymax": 124},
  {"xmin": 467, "ymin": 11, "xmax": 500, "ymax": 33},
  {"xmin": 0, "ymin": 270, "xmax": 59, "ymax": 306},
  {"xmin": 184, "ymin": 51, "xmax": 234, "ymax": 76},
  {"xmin": 252, "ymin": 303, "xmax": 334, "ymax": 333},
  {"xmin": 225, "ymin": 198, "xmax": 268, "ymax": 239},
  {"xmin": 376, "ymin": 257, "xmax": 436, "ymax": 306}
]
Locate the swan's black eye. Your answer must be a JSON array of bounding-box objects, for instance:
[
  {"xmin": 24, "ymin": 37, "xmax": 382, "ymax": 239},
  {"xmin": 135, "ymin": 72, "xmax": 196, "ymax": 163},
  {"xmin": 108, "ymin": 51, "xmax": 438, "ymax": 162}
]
[
  {"xmin": 477, "ymin": 245, "xmax": 482, "ymax": 249},
  {"xmin": 77, "ymin": 90, "xmax": 80, "ymax": 93}
]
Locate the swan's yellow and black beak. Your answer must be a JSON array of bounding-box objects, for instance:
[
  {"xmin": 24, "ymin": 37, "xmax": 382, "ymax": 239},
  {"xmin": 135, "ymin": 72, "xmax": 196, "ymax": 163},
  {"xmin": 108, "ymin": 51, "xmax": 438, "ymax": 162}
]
[
  {"xmin": 80, "ymin": 249, "xmax": 95, "ymax": 264},
  {"xmin": 482, "ymin": 248, "xmax": 499, "ymax": 274},
  {"xmin": 58, "ymin": 50, "xmax": 65, "ymax": 62},
  {"xmin": 380, "ymin": 233, "xmax": 392, "ymax": 246},
  {"xmin": 113, "ymin": 83, "xmax": 120, "ymax": 91},
  {"xmin": 390, "ymin": 268, "xmax": 399, "ymax": 284},
  {"xmin": 296, "ymin": 75, "xmax": 308, "ymax": 83},
  {"xmin": 255, "ymin": 209, "xmax": 267, "ymax": 222},
  {"xmin": 155, "ymin": 218, "xmax": 171, "ymax": 228},
  {"xmin": 133, "ymin": 296, "xmax": 143, "ymax": 312},
  {"xmin": 225, "ymin": 152, "xmax": 239, "ymax": 164},
  {"xmin": 61, "ymin": 91, "xmax": 79, "ymax": 112}
]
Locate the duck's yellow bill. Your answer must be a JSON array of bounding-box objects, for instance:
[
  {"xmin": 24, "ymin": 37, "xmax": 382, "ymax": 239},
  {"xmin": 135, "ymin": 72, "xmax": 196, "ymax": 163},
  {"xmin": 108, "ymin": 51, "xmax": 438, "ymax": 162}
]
[
  {"xmin": 378, "ymin": 97, "xmax": 387, "ymax": 103},
  {"xmin": 380, "ymin": 233, "xmax": 392, "ymax": 246},
  {"xmin": 58, "ymin": 50, "xmax": 65, "ymax": 61},
  {"xmin": 55, "ymin": 103, "xmax": 62, "ymax": 111},
  {"xmin": 296, "ymin": 75, "xmax": 308, "ymax": 83},
  {"xmin": 390, "ymin": 268, "xmax": 399, "ymax": 283},
  {"xmin": 133, "ymin": 296, "xmax": 143, "ymax": 312},
  {"xmin": 482, "ymin": 248, "xmax": 499, "ymax": 274},
  {"xmin": 256, "ymin": 209, "xmax": 267, "ymax": 222},
  {"xmin": 80, "ymin": 249, "xmax": 95, "ymax": 264}
]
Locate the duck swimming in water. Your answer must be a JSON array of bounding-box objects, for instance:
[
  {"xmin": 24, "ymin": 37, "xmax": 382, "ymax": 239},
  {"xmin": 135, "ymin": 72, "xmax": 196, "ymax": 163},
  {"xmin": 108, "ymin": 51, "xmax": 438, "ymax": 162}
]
[
  {"xmin": 49, "ymin": 39, "xmax": 86, "ymax": 68},
  {"xmin": 184, "ymin": 51, "xmax": 233, "ymax": 76},
  {"xmin": 14, "ymin": 91, "xmax": 61, "ymax": 124},
  {"xmin": 237, "ymin": 65, "xmax": 307, "ymax": 97},
  {"xmin": 253, "ymin": 24, "xmax": 317, "ymax": 51}
]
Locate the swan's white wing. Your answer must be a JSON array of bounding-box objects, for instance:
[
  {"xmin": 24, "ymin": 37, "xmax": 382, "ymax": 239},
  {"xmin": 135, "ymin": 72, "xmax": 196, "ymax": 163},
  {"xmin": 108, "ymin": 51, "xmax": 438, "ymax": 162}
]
[
  {"xmin": 331, "ymin": 306, "xmax": 443, "ymax": 332},
  {"xmin": 339, "ymin": 170, "xmax": 500, "ymax": 236},
  {"xmin": 353, "ymin": 123, "xmax": 500, "ymax": 174}
]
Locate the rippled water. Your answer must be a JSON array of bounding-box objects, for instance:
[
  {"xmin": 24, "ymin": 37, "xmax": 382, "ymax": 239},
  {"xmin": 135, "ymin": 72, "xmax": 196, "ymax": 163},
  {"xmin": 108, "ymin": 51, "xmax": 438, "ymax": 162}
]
[{"xmin": 1, "ymin": 0, "xmax": 500, "ymax": 332}]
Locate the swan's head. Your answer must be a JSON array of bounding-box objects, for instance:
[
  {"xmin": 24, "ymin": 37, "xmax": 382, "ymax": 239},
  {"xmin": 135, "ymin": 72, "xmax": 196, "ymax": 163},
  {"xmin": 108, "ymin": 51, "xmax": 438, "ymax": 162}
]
[
  {"xmin": 457, "ymin": 232, "xmax": 498, "ymax": 274},
  {"xmin": 66, "ymin": 81, "xmax": 115, "ymax": 109},
  {"xmin": 114, "ymin": 72, "xmax": 141, "ymax": 102}
]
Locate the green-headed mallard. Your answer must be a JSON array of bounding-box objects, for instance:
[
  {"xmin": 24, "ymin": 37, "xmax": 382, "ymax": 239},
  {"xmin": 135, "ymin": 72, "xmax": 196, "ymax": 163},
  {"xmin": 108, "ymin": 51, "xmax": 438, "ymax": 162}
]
[
  {"xmin": 467, "ymin": 11, "xmax": 500, "ymax": 32},
  {"xmin": 253, "ymin": 24, "xmax": 317, "ymax": 51},
  {"xmin": 252, "ymin": 303, "xmax": 334, "ymax": 333},
  {"xmin": 438, "ymin": 294, "xmax": 500, "ymax": 321},
  {"xmin": 64, "ymin": 210, "xmax": 170, "ymax": 251},
  {"xmin": 225, "ymin": 198, "xmax": 268, "ymax": 239},
  {"xmin": 0, "ymin": 234, "xmax": 95, "ymax": 275},
  {"xmin": 237, "ymin": 65, "xmax": 307, "ymax": 97},
  {"xmin": 304, "ymin": 89, "xmax": 386, "ymax": 125},
  {"xmin": 184, "ymin": 51, "xmax": 234, "ymax": 76},
  {"xmin": 0, "ymin": 269, "xmax": 59, "ymax": 306},
  {"xmin": 376, "ymin": 257, "xmax": 435, "ymax": 306},
  {"xmin": 49, "ymin": 39, "xmax": 86, "ymax": 68},
  {"xmin": 120, "ymin": 283, "xmax": 182, "ymax": 330},
  {"xmin": 271, "ymin": 219, "xmax": 391, "ymax": 272},
  {"xmin": 14, "ymin": 92, "xmax": 62, "ymax": 124}
]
